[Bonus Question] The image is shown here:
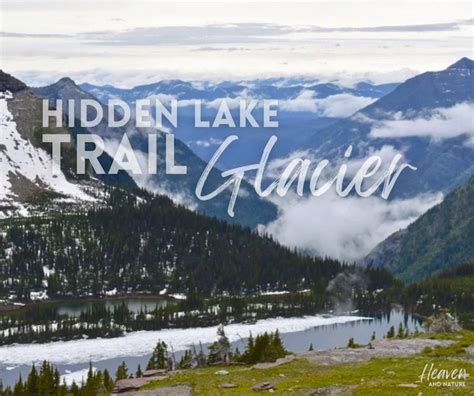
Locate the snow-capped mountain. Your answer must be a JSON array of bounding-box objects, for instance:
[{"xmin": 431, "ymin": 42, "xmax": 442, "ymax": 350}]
[{"xmin": 0, "ymin": 72, "xmax": 97, "ymax": 217}]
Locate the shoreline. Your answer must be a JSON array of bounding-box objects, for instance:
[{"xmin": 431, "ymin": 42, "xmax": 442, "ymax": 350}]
[
  {"xmin": 0, "ymin": 314, "xmax": 373, "ymax": 366},
  {"xmin": 0, "ymin": 293, "xmax": 173, "ymax": 313}
]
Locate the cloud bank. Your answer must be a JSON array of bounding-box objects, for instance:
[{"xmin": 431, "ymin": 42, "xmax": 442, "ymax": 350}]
[
  {"xmin": 369, "ymin": 102, "xmax": 474, "ymax": 146},
  {"xmin": 264, "ymin": 191, "xmax": 442, "ymax": 262},
  {"xmin": 280, "ymin": 91, "xmax": 376, "ymax": 117}
]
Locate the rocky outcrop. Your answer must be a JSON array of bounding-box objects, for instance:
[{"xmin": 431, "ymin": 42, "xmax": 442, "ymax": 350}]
[
  {"xmin": 302, "ymin": 338, "xmax": 453, "ymax": 365},
  {"xmin": 0, "ymin": 71, "xmax": 27, "ymax": 93}
]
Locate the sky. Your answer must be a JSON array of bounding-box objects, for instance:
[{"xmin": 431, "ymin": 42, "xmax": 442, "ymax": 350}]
[{"xmin": 1, "ymin": 0, "xmax": 473, "ymax": 86}]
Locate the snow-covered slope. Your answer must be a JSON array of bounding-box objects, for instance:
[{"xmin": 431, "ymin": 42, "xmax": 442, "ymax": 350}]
[{"xmin": 0, "ymin": 90, "xmax": 94, "ymax": 216}]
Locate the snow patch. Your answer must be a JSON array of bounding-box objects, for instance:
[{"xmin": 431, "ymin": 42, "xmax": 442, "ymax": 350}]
[
  {"xmin": 105, "ymin": 288, "xmax": 118, "ymax": 296},
  {"xmin": 60, "ymin": 367, "xmax": 97, "ymax": 386},
  {"xmin": 0, "ymin": 315, "xmax": 371, "ymax": 366},
  {"xmin": 30, "ymin": 290, "xmax": 49, "ymax": 301},
  {"xmin": 0, "ymin": 91, "xmax": 95, "ymax": 206},
  {"xmin": 169, "ymin": 293, "xmax": 187, "ymax": 300}
]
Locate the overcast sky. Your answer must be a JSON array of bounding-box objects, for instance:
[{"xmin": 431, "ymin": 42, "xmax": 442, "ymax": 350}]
[{"xmin": 1, "ymin": 0, "xmax": 473, "ymax": 86}]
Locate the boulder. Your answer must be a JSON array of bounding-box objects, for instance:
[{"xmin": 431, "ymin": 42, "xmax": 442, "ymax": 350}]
[
  {"xmin": 114, "ymin": 377, "xmax": 152, "ymax": 393},
  {"xmin": 219, "ymin": 382, "xmax": 238, "ymax": 389},
  {"xmin": 252, "ymin": 382, "xmax": 275, "ymax": 391},
  {"xmin": 143, "ymin": 369, "xmax": 168, "ymax": 377}
]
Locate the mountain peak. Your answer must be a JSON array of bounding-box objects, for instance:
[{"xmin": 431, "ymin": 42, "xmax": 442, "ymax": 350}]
[
  {"xmin": 56, "ymin": 77, "xmax": 77, "ymax": 87},
  {"xmin": 447, "ymin": 57, "xmax": 474, "ymax": 70},
  {"xmin": 0, "ymin": 70, "xmax": 27, "ymax": 93}
]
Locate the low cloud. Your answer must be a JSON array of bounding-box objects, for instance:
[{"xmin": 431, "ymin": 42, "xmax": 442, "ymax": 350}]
[
  {"xmin": 318, "ymin": 94, "xmax": 377, "ymax": 117},
  {"xmin": 308, "ymin": 19, "xmax": 473, "ymax": 33},
  {"xmin": 266, "ymin": 144, "xmax": 407, "ymax": 185},
  {"xmin": 262, "ymin": 143, "xmax": 431, "ymax": 262},
  {"xmin": 280, "ymin": 91, "xmax": 376, "ymax": 117},
  {"xmin": 205, "ymin": 93, "xmax": 250, "ymax": 110},
  {"xmin": 264, "ymin": 191, "xmax": 442, "ymax": 262},
  {"xmin": 369, "ymin": 102, "xmax": 474, "ymax": 146},
  {"xmin": 191, "ymin": 138, "xmax": 223, "ymax": 148}
]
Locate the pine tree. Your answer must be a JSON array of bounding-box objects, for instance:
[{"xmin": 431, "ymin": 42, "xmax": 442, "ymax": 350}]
[
  {"xmin": 70, "ymin": 381, "xmax": 79, "ymax": 396},
  {"xmin": 386, "ymin": 326, "xmax": 395, "ymax": 338},
  {"xmin": 347, "ymin": 337, "xmax": 358, "ymax": 348},
  {"xmin": 240, "ymin": 330, "xmax": 288, "ymax": 364},
  {"xmin": 208, "ymin": 325, "xmax": 231, "ymax": 365},
  {"xmin": 135, "ymin": 364, "xmax": 143, "ymax": 378},
  {"xmin": 103, "ymin": 369, "xmax": 114, "ymax": 392},
  {"xmin": 115, "ymin": 361, "xmax": 129, "ymax": 380},
  {"xmin": 13, "ymin": 375, "xmax": 23, "ymax": 396},
  {"xmin": 397, "ymin": 323, "xmax": 405, "ymax": 338},
  {"xmin": 193, "ymin": 342, "xmax": 207, "ymax": 368},
  {"xmin": 179, "ymin": 350, "xmax": 192, "ymax": 369},
  {"xmin": 271, "ymin": 329, "xmax": 286, "ymax": 357},
  {"xmin": 26, "ymin": 363, "xmax": 38, "ymax": 395},
  {"xmin": 147, "ymin": 341, "xmax": 168, "ymax": 370}
]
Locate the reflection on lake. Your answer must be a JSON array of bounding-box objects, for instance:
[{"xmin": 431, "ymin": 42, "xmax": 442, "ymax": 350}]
[
  {"xmin": 1, "ymin": 296, "xmax": 170, "ymax": 320},
  {"xmin": 55, "ymin": 297, "xmax": 169, "ymax": 317},
  {"xmin": 0, "ymin": 309, "xmax": 422, "ymax": 387}
]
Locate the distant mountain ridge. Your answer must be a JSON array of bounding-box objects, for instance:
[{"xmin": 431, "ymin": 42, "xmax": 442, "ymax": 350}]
[
  {"xmin": 365, "ymin": 175, "xmax": 474, "ymax": 283},
  {"xmin": 80, "ymin": 78, "xmax": 398, "ymax": 103},
  {"xmin": 33, "ymin": 77, "xmax": 278, "ymax": 228},
  {"xmin": 79, "ymin": 78, "xmax": 398, "ymax": 169},
  {"xmin": 362, "ymin": 57, "xmax": 474, "ymax": 116},
  {"xmin": 304, "ymin": 57, "xmax": 474, "ymax": 198}
]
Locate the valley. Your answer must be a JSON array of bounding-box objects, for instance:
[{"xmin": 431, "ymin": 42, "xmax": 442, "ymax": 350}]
[
  {"xmin": 0, "ymin": 59, "xmax": 473, "ymax": 394},
  {"xmin": 1, "ymin": 0, "xmax": 473, "ymax": 393}
]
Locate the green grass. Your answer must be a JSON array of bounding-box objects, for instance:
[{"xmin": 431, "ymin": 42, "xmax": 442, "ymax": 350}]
[
  {"xmin": 420, "ymin": 330, "xmax": 474, "ymax": 359},
  {"xmin": 143, "ymin": 331, "xmax": 474, "ymax": 395}
]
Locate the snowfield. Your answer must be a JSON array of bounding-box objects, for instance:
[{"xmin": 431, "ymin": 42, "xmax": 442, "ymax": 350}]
[
  {"xmin": 0, "ymin": 90, "xmax": 94, "ymax": 207},
  {"xmin": 0, "ymin": 315, "xmax": 371, "ymax": 366}
]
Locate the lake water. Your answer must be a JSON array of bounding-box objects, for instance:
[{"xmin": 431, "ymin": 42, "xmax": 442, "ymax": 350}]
[
  {"xmin": 55, "ymin": 296, "xmax": 169, "ymax": 317},
  {"xmin": 0, "ymin": 309, "xmax": 422, "ymax": 387}
]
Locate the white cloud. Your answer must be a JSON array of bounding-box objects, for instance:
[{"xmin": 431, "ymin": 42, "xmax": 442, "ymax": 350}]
[
  {"xmin": 266, "ymin": 144, "xmax": 405, "ymax": 181},
  {"xmin": 192, "ymin": 138, "xmax": 224, "ymax": 148},
  {"xmin": 280, "ymin": 91, "xmax": 376, "ymax": 117},
  {"xmin": 280, "ymin": 91, "xmax": 320, "ymax": 112},
  {"xmin": 261, "ymin": 143, "xmax": 435, "ymax": 263},
  {"xmin": 1, "ymin": 1, "xmax": 472, "ymax": 83},
  {"xmin": 266, "ymin": 149, "xmax": 315, "ymax": 178},
  {"xmin": 205, "ymin": 90, "xmax": 251, "ymax": 110},
  {"xmin": 369, "ymin": 102, "xmax": 474, "ymax": 146},
  {"xmin": 318, "ymin": 93, "xmax": 377, "ymax": 117},
  {"xmin": 264, "ymin": 191, "xmax": 442, "ymax": 262}
]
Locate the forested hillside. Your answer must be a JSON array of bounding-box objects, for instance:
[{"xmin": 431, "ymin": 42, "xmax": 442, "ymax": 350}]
[
  {"xmin": 365, "ymin": 176, "xmax": 474, "ymax": 282},
  {"xmin": 0, "ymin": 188, "xmax": 341, "ymax": 301},
  {"xmin": 403, "ymin": 262, "xmax": 474, "ymax": 329}
]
